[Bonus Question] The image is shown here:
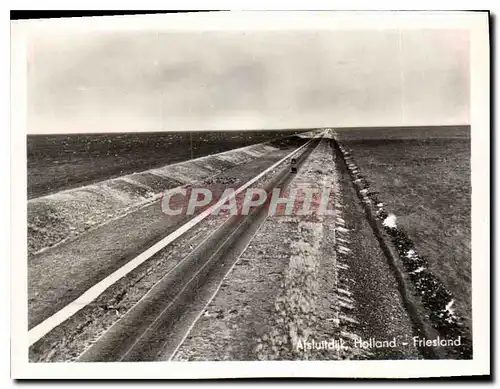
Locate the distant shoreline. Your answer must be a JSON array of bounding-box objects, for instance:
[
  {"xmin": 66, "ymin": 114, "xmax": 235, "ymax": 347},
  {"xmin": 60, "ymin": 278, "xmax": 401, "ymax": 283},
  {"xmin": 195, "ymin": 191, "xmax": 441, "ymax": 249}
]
[{"xmin": 26, "ymin": 125, "xmax": 470, "ymax": 137}]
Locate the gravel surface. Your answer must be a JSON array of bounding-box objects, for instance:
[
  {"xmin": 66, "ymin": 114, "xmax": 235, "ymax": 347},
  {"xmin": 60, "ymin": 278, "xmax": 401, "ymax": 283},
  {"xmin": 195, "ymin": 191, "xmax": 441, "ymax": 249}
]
[
  {"xmin": 173, "ymin": 136, "xmax": 424, "ymax": 361},
  {"xmin": 173, "ymin": 138, "xmax": 364, "ymax": 360},
  {"xmin": 334, "ymin": 146, "xmax": 421, "ymax": 360},
  {"xmin": 29, "ymin": 145, "xmax": 304, "ymax": 362}
]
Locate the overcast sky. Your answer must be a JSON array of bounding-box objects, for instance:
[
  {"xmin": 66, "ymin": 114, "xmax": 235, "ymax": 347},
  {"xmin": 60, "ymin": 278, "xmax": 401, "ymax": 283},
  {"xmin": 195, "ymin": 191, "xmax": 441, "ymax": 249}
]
[{"xmin": 27, "ymin": 29, "xmax": 469, "ymax": 134}]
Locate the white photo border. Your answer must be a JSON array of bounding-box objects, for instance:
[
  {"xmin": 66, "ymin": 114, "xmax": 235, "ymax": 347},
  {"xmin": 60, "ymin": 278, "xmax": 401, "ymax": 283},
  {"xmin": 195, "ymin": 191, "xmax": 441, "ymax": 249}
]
[{"xmin": 10, "ymin": 10, "xmax": 490, "ymax": 379}]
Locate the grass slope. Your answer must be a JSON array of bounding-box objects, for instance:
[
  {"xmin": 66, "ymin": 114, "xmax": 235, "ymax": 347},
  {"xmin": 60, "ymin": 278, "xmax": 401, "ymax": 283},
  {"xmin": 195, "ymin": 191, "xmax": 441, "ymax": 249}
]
[{"xmin": 27, "ymin": 129, "xmax": 305, "ymax": 199}]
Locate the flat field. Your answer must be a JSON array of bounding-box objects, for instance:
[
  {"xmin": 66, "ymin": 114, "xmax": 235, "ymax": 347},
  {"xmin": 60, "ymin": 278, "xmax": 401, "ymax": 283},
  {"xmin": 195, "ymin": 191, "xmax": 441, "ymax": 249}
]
[
  {"xmin": 27, "ymin": 129, "xmax": 304, "ymax": 199},
  {"xmin": 336, "ymin": 125, "xmax": 471, "ymax": 328}
]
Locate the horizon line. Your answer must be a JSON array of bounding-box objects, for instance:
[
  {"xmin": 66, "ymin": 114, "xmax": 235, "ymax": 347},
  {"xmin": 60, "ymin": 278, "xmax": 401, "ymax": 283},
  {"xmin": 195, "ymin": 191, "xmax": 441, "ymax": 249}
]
[{"xmin": 26, "ymin": 124, "xmax": 471, "ymax": 136}]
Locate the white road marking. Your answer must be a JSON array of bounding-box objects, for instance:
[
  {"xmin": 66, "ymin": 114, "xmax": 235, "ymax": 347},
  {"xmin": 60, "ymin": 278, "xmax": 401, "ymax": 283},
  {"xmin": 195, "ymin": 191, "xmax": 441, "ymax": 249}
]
[
  {"xmin": 167, "ymin": 216, "xmax": 268, "ymax": 361},
  {"xmin": 28, "ymin": 133, "xmax": 321, "ymax": 346},
  {"xmin": 76, "ymin": 210, "xmax": 235, "ymax": 360},
  {"xmin": 120, "ymin": 211, "xmax": 256, "ymax": 361},
  {"xmin": 168, "ymin": 135, "xmax": 325, "ymax": 361},
  {"xmin": 168, "ymin": 134, "xmax": 325, "ymax": 361}
]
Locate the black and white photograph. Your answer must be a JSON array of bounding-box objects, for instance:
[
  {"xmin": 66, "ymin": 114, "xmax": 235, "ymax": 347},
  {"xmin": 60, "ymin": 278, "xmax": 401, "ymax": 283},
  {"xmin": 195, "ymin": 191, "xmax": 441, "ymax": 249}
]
[{"xmin": 10, "ymin": 10, "xmax": 490, "ymax": 379}]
